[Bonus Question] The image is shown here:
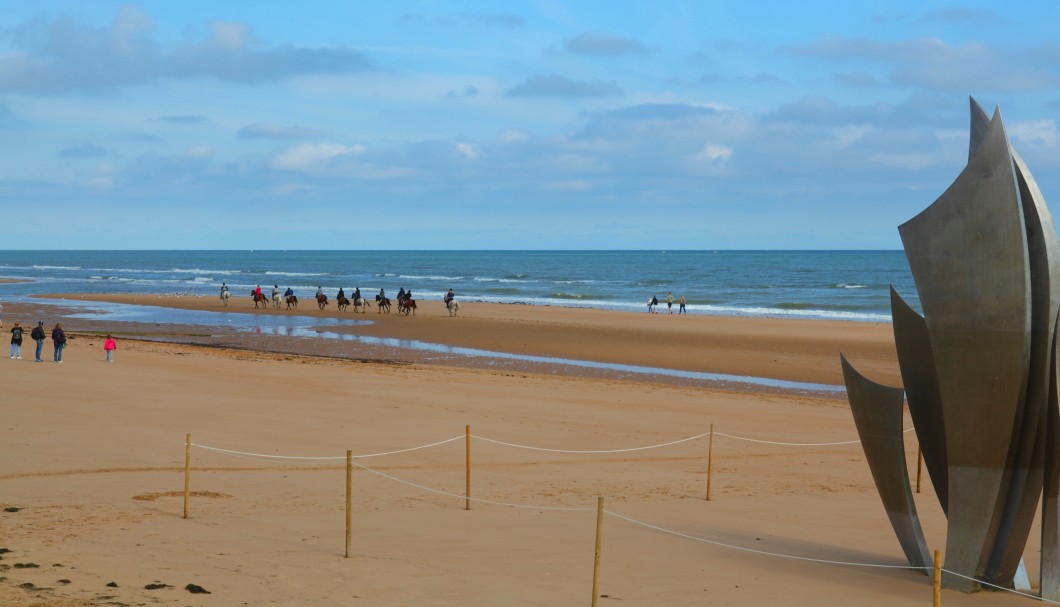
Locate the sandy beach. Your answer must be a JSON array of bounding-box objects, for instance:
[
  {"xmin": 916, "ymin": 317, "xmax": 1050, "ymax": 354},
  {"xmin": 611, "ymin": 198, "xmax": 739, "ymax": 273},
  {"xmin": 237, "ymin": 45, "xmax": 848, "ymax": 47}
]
[{"xmin": 0, "ymin": 295, "xmax": 1032, "ymax": 606}]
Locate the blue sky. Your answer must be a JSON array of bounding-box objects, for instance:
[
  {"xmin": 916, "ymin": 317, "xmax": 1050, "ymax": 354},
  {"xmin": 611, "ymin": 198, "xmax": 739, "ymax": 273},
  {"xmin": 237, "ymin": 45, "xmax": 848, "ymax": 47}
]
[{"xmin": 2, "ymin": 1, "xmax": 1059, "ymax": 249}]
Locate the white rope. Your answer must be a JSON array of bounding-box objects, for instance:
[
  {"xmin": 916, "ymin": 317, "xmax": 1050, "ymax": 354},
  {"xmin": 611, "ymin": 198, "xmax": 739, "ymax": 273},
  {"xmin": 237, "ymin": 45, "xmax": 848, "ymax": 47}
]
[
  {"xmin": 605, "ymin": 509, "xmax": 926, "ymax": 570},
  {"xmin": 471, "ymin": 431, "xmax": 713, "ymax": 453},
  {"xmin": 191, "ymin": 435, "xmax": 463, "ymax": 461},
  {"xmin": 715, "ymin": 427, "xmax": 915, "ymax": 447},
  {"xmin": 349, "ymin": 460, "xmax": 594, "ymax": 512},
  {"xmin": 941, "ymin": 568, "xmax": 1060, "ymax": 604}
]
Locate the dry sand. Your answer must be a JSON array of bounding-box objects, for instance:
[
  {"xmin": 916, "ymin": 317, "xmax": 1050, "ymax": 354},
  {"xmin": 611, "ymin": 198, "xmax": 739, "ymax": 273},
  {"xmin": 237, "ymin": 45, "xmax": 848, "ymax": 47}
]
[{"xmin": 0, "ymin": 296, "xmax": 1033, "ymax": 606}]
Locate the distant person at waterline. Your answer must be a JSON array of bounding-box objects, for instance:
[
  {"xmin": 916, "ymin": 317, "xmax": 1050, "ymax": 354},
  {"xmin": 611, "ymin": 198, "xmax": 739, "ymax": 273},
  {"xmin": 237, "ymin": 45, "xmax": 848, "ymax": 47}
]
[
  {"xmin": 678, "ymin": 294, "xmax": 687, "ymax": 314},
  {"xmin": 666, "ymin": 292, "xmax": 674, "ymax": 314},
  {"xmin": 51, "ymin": 323, "xmax": 66, "ymax": 363},
  {"xmin": 31, "ymin": 321, "xmax": 45, "ymax": 362},
  {"xmin": 104, "ymin": 334, "xmax": 117, "ymax": 362},
  {"xmin": 9, "ymin": 320, "xmax": 23, "ymax": 359}
]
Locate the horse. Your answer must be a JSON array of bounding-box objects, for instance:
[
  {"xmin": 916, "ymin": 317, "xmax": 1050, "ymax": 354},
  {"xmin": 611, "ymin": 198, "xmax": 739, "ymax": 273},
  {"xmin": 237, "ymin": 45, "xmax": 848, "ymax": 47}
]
[
  {"xmin": 316, "ymin": 293, "xmax": 329, "ymax": 310},
  {"xmin": 272, "ymin": 293, "xmax": 281, "ymax": 310},
  {"xmin": 336, "ymin": 296, "xmax": 350, "ymax": 312},
  {"xmin": 220, "ymin": 290, "xmax": 230, "ymax": 307},
  {"xmin": 285, "ymin": 295, "xmax": 298, "ymax": 310},
  {"xmin": 252, "ymin": 291, "xmax": 270, "ymax": 309},
  {"xmin": 376, "ymin": 295, "xmax": 391, "ymax": 314},
  {"xmin": 398, "ymin": 298, "xmax": 417, "ymax": 316},
  {"xmin": 447, "ymin": 298, "xmax": 460, "ymax": 317},
  {"xmin": 354, "ymin": 297, "xmax": 370, "ymax": 313}
]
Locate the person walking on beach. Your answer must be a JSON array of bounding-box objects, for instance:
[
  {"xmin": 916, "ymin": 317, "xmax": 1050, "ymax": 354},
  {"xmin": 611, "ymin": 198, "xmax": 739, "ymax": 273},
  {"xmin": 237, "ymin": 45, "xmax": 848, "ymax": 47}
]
[
  {"xmin": 104, "ymin": 334, "xmax": 117, "ymax": 362},
  {"xmin": 678, "ymin": 294, "xmax": 687, "ymax": 314},
  {"xmin": 10, "ymin": 320, "xmax": 23, "ymax": 359},
  {"xmin": 51, "ymin": 323, "xmax": 66, "ymax": 363},
  {"xmin": 31, "ymin": 321, "xmax": 45, "ymax": 362},
  {"xmin": 666, "ymin": 292, "xmax": 674, "ymax": 314}
]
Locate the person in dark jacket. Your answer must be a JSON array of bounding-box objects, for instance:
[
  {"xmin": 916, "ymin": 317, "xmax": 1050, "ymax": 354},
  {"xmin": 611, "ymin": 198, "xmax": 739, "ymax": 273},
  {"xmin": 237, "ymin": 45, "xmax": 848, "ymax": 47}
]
[
  {"xmin": 51, "ymin": 323, "xmax": 66, "ymax": 363},
  {"xmin": 31, "ymin": 321, "xmax": 46, "ymax": 362}
]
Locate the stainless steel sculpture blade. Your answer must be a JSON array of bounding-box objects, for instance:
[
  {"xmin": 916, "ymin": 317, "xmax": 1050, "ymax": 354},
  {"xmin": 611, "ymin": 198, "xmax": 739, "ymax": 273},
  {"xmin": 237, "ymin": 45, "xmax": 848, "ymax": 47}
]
[
  {"xmin": 890, "ymin": 286, "xmax": 948, "ymax": 512},
  {"xmin": 968, "ymin": 97, "xmax": 991, "ymax": 163},
  {"xmin": 841, "ymin": 354, "xmax": 933, "ymax": 571},
  {"xmin": 898, "ymin": 109, "xmax": 1030, "ymax": 591},
  {"xmin": 1044, "ymin": 315, "xmax": 1060, "ymax": 601},
  {"xmin": 986, "ymin": 144, "xmax": 1060, "ymax": 584}
]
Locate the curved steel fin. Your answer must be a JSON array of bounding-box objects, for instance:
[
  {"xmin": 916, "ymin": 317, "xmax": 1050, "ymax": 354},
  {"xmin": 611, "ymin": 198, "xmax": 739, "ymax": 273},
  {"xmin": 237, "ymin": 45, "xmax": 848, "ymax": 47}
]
[
  {"xmin": 986, "ymin": 146, "xmax": 1060, "ymax": 583},
  {"xmin": 898, "ymin": 108, "xmax": 1030, "ymax": 591},
  {"xmin": 890, "ymin": 286, "xmax": 948, "ymax": 512},
  {"xmin": 968, "ymin": 97, "xmax": 991, "ymax": 162},
  {"xmin": 841, "ymin": 354, "xmax": 932, "ymax": 572},
  {"xmin": 1043, "ymin": 308, "xmax": 1060, "ymax": 601}
]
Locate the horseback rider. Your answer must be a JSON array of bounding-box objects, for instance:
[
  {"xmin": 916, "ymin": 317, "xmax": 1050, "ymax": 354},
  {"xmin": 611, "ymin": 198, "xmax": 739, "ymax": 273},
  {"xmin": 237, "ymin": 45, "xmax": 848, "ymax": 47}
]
[
  {"xmin": 316, "ymin": 286, "xmax": 324, "ymax": 299},
  {"xmin": 338, "ymin": 287, "xmax": 345, "ymax": 300},
  {"xmin": 379, "ymin": 288, "xmax": 385, "ymax": 300},
  {"xmin": 220, "ymin": 283, "xmax": 230, "ymax": 297},
  {"xmin": 272, "ymin": 285, "xmax": 280, "ymax": 298},
  {"xmin": 255, "ymin": 285, "xmax": 263, "ymax": 298},
  {"xmin": 284, "ymin": 286, "xmax": 294, "ymax": 298},
  {"xmin": 444, "ymin": 288, "xmax": 455, "ymax": 304},
  {"xmin": 354, "ymin": 287, "xmax": 361, "ymax": 301},
  {"xmin": 397, "ymin": 288, "xmax": 406, "ymax": 303},
  {"xmin": 405, "ymin": 289, "xmax": 412, "ymax": 301}
]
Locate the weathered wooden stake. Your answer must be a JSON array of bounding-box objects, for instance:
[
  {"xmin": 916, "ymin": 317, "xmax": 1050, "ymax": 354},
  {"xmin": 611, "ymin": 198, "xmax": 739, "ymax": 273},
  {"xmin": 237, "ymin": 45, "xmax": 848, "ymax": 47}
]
[
  {"xmin": 933, "ymin": 549, "xmax": 942, "ymax": 607},
  {"xmin": 706, "ymin": 423, "xmax": 715, "ymax": 501},
  {"xmin": 465, "ymin": 424, "xmax": 472, "ymax": 511},
  {"xmin": 916, "ymin": 446, "xmax": 923, "ymax": 494},
  {"xmin": 591, "ymin": 496, "xmax": 605, "ymax": 607},
  {"xmin": 345, "ymin": 450, "xmax": 352, "ymax": 558},
  {"xmin": 183, "ymin": 433, "xmax": 191, "ymax": 519}
]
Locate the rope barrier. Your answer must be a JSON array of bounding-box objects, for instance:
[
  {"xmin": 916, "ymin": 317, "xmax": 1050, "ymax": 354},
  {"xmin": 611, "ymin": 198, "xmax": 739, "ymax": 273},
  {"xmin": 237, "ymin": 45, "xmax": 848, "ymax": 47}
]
[
  {"xmin": 191, "ymin": 436, "xmax": 464, "ymax": 461},
  {"xmin": 349, "ymin": 459, "xmax": 595, "ymax": 512},
  {"xmin": 941, "ymin": 568, "xmax": 1060, "ymax": 604},
  {"xmin": 713, "ymin": 427, "xmax": 915, "ymax": 447},
  {"xmin": 471, "ymin": 431, "xmax": 713, "ymax": 453},
  {"xmin": 604, "ymin": 509, "xmax": 927, "ymax": 570}
]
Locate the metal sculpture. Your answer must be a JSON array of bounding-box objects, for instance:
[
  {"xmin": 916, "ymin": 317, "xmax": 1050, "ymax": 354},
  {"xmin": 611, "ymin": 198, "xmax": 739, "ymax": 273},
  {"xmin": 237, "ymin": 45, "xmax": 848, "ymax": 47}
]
[{"xmin": 842, "ymin": 98, "xmax": 1060, "ymax": 597}]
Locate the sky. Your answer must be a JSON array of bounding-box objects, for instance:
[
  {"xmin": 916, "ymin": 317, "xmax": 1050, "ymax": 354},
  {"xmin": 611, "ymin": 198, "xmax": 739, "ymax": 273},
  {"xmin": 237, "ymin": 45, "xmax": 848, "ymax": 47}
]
[{"xmin": 2, "ymin": 1, "xmax": 1060, "ymax": 250}]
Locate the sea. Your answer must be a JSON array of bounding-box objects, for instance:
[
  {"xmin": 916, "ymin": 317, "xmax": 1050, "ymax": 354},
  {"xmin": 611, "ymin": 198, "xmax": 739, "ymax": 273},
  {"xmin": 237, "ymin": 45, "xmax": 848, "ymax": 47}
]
[{"xmin": 0, "ymin": 250, "xmax": 916, "ymax": 322}]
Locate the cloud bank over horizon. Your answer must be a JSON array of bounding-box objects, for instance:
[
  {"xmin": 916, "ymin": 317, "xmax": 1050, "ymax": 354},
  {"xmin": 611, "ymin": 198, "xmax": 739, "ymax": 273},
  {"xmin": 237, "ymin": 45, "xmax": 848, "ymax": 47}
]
[{"xmin": 1, "ymin": 1, "xmax": 1059, "ymax": 249}]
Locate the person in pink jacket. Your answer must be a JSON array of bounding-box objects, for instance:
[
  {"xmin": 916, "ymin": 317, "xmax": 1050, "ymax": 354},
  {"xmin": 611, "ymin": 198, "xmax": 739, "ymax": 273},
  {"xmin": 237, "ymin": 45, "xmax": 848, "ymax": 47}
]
[{"xmin": 104, "ymin": 334, "xmax": 117, "ymax": 362}]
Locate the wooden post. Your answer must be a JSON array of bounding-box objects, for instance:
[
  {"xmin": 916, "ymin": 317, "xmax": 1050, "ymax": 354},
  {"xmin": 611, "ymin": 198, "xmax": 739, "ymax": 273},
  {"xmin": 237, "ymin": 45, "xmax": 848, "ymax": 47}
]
[
  {"xmin": 916, "ymin": 446, "xmax": 923, "ymax": 494},
  {"xmin": 183, "ymin": 433, "xmax": 191, "ymax": 519},
  {"xmin": 933, "ymin": 549, "xmax": 942, "ymax": 607},
  {"xmin": 345, "ymin": 450, "xmax": 352, "ymax": 559},
  {"xmin": 465, "ymin": 424, "xmax": 471, "ymax": 511},
  {"xmin": 706, "ymin": 423, "xmax": 715, "ymax": 501},
  {"xmin": 591, "ymin": 496, "xmax": 605, "ymax": 607}
]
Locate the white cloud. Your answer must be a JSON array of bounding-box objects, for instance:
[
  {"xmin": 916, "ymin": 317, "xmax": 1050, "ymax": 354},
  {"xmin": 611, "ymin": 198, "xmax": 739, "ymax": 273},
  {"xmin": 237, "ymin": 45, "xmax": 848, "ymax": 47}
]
[
  {"xmin": 694, "ymin": 144, "xmax": 733, "ymax": 163},
  {"xmin": 543, "ymin": 180, "xmax": 593, "ymax": 191},
  {"xmin": 454, "ymin": 142, "xmax": 478, "ymax": 159},
  {"xmin": 186, "ymin": 145, "xmax": 214, "ymax": 158},
  {"xmin": 1009, "ymin": 119, "xmax": 1059, "ymax": 148},
  {"xmin": 270, "ymin": 143, "xmax": 365, "ymax": 171}
]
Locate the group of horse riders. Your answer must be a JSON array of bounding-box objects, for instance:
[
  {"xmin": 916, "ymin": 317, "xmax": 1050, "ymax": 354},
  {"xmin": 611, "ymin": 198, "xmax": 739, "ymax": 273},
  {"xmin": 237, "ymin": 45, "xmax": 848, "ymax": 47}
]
[{"xmin": 220, "ymin": 282, "xmax": 455, "ymax": 312}]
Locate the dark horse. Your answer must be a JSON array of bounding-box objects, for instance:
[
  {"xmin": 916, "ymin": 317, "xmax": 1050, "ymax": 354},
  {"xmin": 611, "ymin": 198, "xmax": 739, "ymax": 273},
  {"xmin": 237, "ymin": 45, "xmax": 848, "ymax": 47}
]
[
  {"xmin": 252, "ymin": 291, "xmax": 270, "ymax": 309},
  {"xmin": 375, "ymin": 295, "xmax": 391, "ymax": 314},
  {"xmin": 316, "ymin": 293, "xmax": 329, "ymax": 310},
  {"xmin": 398, "ymin": 298, "xmax": 417, "ymax": 316},
  {"xmin": 285, "ymin": 295, "xmax": 298, "ymax": 310},
  {"xmin": 336, "ymin": 296, "xmax": 350, "ymax": 311}
]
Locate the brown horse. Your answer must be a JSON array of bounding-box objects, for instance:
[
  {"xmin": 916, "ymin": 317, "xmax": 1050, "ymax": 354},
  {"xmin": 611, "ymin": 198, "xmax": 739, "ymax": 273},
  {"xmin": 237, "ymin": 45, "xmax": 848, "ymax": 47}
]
[
  {"xmin": 285, "ymin": 295, "xmax": 298, "ymax": 310},
  {"xmin": 252, "ymin": 291, "xmax": 269, "ymax": 309},
  {"xmin": 376, "ymin": 295, "xmax": 391, "ymax": 314},
  {"xmin": 398, "ymin": 298, "xmax": 417, "ymax": 316},
  {"xmin": 316, "ymin": 293, "xmax": 329, "ymax": 310},
  {"xmin": 336, "ymin": 296, "xmax": 350, "ymax": 311}
]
